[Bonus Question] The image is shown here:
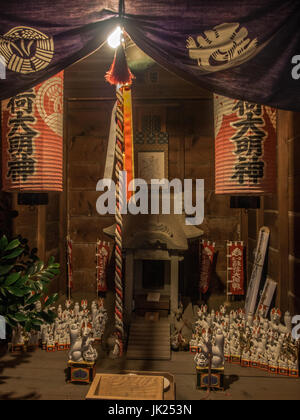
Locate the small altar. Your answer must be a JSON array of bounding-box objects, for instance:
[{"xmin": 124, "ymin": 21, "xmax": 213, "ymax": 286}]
[{"xmin": 104, "ymin": 212, "xmax": 203, "ymax": 327}]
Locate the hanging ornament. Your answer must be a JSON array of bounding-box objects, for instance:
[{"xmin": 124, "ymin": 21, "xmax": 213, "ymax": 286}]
[
  {"xmin": 214, "ymin": 94, "xmax": 276, "ymax": 195},
  {"xmin": 199, "ymin": 240, "xmax": 215, "ymax": 295},
  {"xmin": 105, "ymin": 43, "xmax": 134, "ymax": 87},
  {"xmin": 1, "ymin": 72, "xmax": 64, "ymax": 192},
  {"xmin": 96, "ymin": 240, "xmax": 111, "ymax": 293},
  {"xmin": 227, "ymin": 241, "xmax": 245, "ymax": 297}
]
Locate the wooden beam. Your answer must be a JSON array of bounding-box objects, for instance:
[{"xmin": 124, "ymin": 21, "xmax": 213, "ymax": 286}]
[
  {"xmin": 170, "ymin": 256, "xmax": 179, "ymax": 314},
  {"xmin": 240, "ymin": 209, "xmax": 249, "ymax": 284},
  {"xmin": 124, "ymin": 251, "xmax": 134, "ymax": 328},
  {"xmin": 277, "ymin": 110, "xmax": 292, "ymax": 312},
  {"xmin": 59, "ymin": 98, "xmax": 68, "ymax": 294}
]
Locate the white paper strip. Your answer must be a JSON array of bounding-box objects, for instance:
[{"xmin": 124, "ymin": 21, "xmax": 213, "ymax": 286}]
[{"xmin": 103, "ymin": 101, "xmax": 117, "ymax": 180}]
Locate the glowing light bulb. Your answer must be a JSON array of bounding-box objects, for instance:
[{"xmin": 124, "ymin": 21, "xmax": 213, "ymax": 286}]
[{"xmin": 107, "ymin": 26, "xmax": 122, "ymax": 49}]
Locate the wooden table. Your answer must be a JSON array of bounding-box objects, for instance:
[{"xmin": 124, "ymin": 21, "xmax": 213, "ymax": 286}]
[{"xmin": 86, "ymin": 370, "xmax": 175, "ymax": 400}]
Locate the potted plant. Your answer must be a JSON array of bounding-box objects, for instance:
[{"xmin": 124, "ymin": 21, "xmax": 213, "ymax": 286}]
[{"xmin": 0, "ymin": 234, "xmax": 59, "ymax": 355}]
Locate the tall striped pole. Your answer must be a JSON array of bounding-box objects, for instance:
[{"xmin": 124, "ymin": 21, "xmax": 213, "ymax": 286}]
[
  {"xmin": 105, "ymin": 39, "xmax": 134, "ymax": 357},
  {"xmin": 114, "ymin": 85, "xmax": 124, "ymax": 355}
]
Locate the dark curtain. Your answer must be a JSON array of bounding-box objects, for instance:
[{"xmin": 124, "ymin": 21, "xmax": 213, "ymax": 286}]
[{"xmin": 0, "ymin": 0, "xmax": 300, "ymax": 110}]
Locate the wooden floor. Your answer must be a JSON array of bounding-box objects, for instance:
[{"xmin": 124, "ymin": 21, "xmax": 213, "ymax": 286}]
[
  {"xmin": 126, "ymin": 317, "xmax": 171, "ymax": 360},
  {"xmin": 1, "ymin": 345, "xmax": 300, "ymax": 400}
]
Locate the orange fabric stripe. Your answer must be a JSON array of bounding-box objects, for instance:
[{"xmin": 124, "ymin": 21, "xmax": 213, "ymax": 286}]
[{"xmin": 123, "ymin": 86, "xmax": 134, "ymax": 201}]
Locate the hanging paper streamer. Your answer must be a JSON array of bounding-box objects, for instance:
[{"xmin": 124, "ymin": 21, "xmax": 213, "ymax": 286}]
[
  {"xmin": 67, "ymin": 236, "xmax": 73, "ymax": 294},
  {"xmin": 199, "ymin": 240, "xmax": 215, "ymax": 294},
  {"xmin": 103, "ymin": 102, "xmax": 117, "ymax": 180},
  {"xmin": 227, "ymin": 241, "xmax": 245, "ymax": 296},
  {"xmin": 123, "ymin": 86, "xmax": 135, "ymax": 201},
  {"xmin": 214, "ymin": 94, "xmax": 276, "ymax": 195},
  {"xmin": 1, "ymin": 71, "xmax": 64, "ymax": 192},
  {"xmin": 96, "ymin": 240, "xmax": 111, "ymax": 292}
]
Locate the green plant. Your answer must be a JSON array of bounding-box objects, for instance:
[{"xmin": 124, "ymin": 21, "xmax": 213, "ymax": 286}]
[{"xmin": 0, "ymin": 235, "xmax": 59, "ymax": 334}]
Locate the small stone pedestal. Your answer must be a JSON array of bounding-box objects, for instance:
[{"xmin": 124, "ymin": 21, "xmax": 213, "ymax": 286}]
[
  {"xmin": 67, "ymin": 360, "xmax": 96, "ymax": 384},
  {"xmin": 196, "ymin": 367, "xmax": 224, "ymax": 390}
]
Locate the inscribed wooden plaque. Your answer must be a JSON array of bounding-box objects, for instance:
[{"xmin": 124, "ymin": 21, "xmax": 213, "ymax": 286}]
[{"xmin": 96, "ymin": 374, "xmax": 164, "ymax": 400}]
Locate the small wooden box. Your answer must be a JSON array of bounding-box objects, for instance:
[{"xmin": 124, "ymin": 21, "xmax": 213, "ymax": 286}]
[
  {"xmin": 67, "ymin": 360, "xmax": 96, "ymax": 384},
  {"xmin": 250, "ymin": 361, "xmax": 259, "ymax": 368},
  {"xmin": 231, "ymin": 355, "xmax": 241, "ymax": 364},
  {"xmin": 289, "ymin": 369, "xmax": 299, "ymax": 378},
  {"xmin": 269, "ymin": 365, "xmax": 278, "ymax": 374},
  {"xmin": 57, "ymin": 344, "xmax": 65, "ymax": 351},
  {"xmin": 196, "ymin": 367, "xmax": 224, "ymax": 390},
  {"xmin": 278, "ymin": 367, "xmax": 289, "ymax": 376},
  {"xmin": 46, "ymin": 345, "xmax": 56, "ymax": 352},
  {"xmin": 11, "ymin": 344, "xmax": 25, "ymax": 353},
  {"xmin": 241, "ymin": 359, "xmax": 250, "ymax": 368},
  {"xmin": 259, "ymin": 363, "xmax": 269, "ymax": 372}
]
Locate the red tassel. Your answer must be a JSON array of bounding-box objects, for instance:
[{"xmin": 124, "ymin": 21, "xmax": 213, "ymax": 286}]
[{"xmin": 105, "ymin": 44, "xmax": 134, "ymax": 86}]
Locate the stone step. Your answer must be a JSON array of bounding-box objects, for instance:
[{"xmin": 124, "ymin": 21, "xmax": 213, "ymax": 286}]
[
  {"xmin": 129, "ymin": 332, "xmax": 169, "ymax": 338},
  {"xmin": 127, "ymin": 341, "xmax": 169, "ymax": 347},
  {"xmin": 130, "ymin": 326, "xmax": 170, "ymax": 333},
  {"xmin": 129, "ymin": 337, "xmax": 170, "ymax": 345},
  {"xmin": 126, "ymin": 353, "xmax": 171, "ymax": 360},
  {"xmin": 127, "ymin": 319, "xmax": 171, "ymax": 361}
]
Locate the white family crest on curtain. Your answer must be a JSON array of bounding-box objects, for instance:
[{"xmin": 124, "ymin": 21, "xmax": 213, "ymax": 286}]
[
  {"xmin": 186, "ymin": 23, "xmax": 258, "ymax": 72},
  {"xmin": 0, "ymin": 26, "xmax": 54, "ymax": 74}
]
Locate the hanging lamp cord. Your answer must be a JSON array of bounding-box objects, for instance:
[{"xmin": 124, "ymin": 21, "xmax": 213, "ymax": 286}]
[{"xmin": 119, "ymin": 0, "xmax": 125, "ymax": 21}]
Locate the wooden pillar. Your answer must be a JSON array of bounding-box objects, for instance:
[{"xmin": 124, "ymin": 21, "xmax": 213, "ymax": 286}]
[
  {"xmin": 124, "ymin": 251, "xmax": 134, "ymax": 327},
  {"xmin": 59, "ymin": 98, "xmax": 68, "ymax": 293},
  {"xmin": 37, "ymin": 205, "xmax": 46, "ymax": 262},
  {"xmin": 170, "ymin": 256, "xmax": 179, "ymax": 314},
  {"xmin": 277, "ymin": 110, "xmax": 292, "ymax": 312},
  {"xmin": 240, "ymin": 208, "xmax": 249, "ymax": 282},
  {"xmin": 257, "ymin": 196, "xmax": 264, "ymax": 235}
]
